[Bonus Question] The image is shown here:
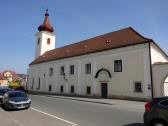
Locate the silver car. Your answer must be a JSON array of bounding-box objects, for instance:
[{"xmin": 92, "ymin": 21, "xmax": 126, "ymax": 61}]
[{"xmin": 2, "ymin": 90, "xmax": 31, "ymax": 110}]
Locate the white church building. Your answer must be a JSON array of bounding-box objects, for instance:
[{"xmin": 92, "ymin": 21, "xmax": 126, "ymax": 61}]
[{"xmin": 28, "ymin": 10, "xmax": 168, "ymax": 100}]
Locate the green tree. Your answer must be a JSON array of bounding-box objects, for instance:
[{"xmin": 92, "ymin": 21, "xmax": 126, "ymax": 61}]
[{"xmin": 9, "ymin": 80, "xmax": 21, "ymax": 89}]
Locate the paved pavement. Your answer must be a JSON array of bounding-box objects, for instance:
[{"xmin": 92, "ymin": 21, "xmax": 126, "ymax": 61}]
[
  {"xmin": 0, "ymin": 95, "xmax": 146, "ymax": 126},
  {"xmin": 0, "ymin": 106, "xmax": 74, "ymax": 126}
]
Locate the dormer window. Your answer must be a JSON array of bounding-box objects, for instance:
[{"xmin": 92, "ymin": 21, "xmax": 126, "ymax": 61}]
[
  {"xmin": 47, "ymin": 38, "xmax": 50, "ymax": 45},
  {"xmin": 37, "ymin": 38, "xmax": 40, "ymax": 45}
]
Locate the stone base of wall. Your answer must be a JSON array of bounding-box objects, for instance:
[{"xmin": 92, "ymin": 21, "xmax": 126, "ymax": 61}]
[
  {"xmin": 108, "ymin": 94, "xmax": 151, "ymax": 102},
  {"xmin": 28, "ymin": 90, "xmax": 151, "ymax": 102}
]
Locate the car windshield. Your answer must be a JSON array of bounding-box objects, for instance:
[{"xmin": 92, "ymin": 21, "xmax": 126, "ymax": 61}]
[
  {"xmin": 8, "ymin": 92, "xmax": 27, "ymax": 98},
  {"xmin": 0, "ymin": 89, "xmax": 11, "ymax": 95},
  {"xmin": 0, "ymin": 90, "xmax": 3, "ymax": 95}
]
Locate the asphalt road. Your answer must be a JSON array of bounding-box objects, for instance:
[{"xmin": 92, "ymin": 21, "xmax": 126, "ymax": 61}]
[
  {"xmin": 0, "ymin": 95, "xmax": 146, "ymax": 126},
  {"xmin": 30, "ymin": 95, "xmax": 145, "ymax": 126}
]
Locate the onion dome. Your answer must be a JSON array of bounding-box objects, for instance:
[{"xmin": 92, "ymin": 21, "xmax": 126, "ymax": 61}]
[{"xmin": 38, "ymin": 9, "xmax": 54, "ymax": 33}]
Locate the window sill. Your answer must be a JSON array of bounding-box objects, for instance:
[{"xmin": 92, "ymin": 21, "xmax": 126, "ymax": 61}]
[{"xmin": 134, "ymin": 91, "xmax": 143, "ymax": 93}]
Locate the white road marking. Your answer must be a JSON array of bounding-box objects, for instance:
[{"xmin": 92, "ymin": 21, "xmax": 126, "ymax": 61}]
[
  {"xmin": 31, "ymin": 107, "xmax": 78, "ymax": 126},
  {"xmin": 5, "ymin": 111, "xmax": 23, "ymax": 126},
  {"xmin": 11, "ymin": 118, "xmax": 23, "ymax": 126}
]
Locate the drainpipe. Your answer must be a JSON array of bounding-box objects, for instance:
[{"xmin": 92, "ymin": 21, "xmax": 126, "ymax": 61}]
[{"xmin": 148, "ymin": 42, "xmax": 154, "ymax": 99}]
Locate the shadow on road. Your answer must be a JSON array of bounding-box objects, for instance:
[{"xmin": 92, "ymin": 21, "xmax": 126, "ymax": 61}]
[
  {"xmin": 0, "ymin": 104, "xmax": 28, "ymax": 112},
  {"xmin": 123, "ymin": 123, "xmax": 145, "ymax": 126}
]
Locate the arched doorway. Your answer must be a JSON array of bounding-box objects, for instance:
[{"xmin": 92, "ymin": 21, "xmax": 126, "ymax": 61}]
[
  {"xmin": 95, "ymin": 68, "xmax": 112, "ymax": 98},
  {"xmin": 163, "ymin": 75, "xmax": 168, "ymax": 96},
  {"xmin": 94, "ymin": 68, "xmax": 112, "ymax": 79}
]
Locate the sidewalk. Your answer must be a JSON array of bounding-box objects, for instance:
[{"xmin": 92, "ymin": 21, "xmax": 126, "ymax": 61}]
[{"xmin": 34, "ymin": 94, "xmax": 146, "ymax": 110}]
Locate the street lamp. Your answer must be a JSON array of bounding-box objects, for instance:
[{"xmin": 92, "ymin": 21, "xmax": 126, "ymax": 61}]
[{"xmin": 62, "ymin": 73, "xmax": 68, "ymax": 81}]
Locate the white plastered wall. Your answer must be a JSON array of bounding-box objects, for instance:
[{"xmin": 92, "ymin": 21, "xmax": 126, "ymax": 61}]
[
  {"xmin": 35, "ymin": 31, "xmax": 55, "ymax": 59},
  {"xmin": 28, "ymin": 43, "xmax": 152, "ymax": 99},
  {"xmin": 150, "ymin": 42, "xmax": 168, "ymax": 64}
]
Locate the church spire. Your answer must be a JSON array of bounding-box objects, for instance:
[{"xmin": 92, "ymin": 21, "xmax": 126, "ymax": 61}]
[{"xmin": 38, "ymin": 9, "xmax": 54, "ymax": 33}]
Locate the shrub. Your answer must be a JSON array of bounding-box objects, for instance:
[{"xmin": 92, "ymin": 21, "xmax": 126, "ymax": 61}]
[{"xmin": 9, "ymin": 80, "xmax": 21, "ymax": 89}]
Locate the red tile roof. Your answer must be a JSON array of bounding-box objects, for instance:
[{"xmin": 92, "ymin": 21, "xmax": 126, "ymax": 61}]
[
  {"xmin": 30, "ymin": 27, "xmax": 152, "ymax": 65},
  {"xmin": 38, "ymin": 9, "xmax": 54, "ymax": 33},
  {"xmin": 1, "ymin": 71, "xmax": 20, "ymax": 80},
  {"xmin": 0, "ymin": 73, "xmax": 5, "ymax": 80}
]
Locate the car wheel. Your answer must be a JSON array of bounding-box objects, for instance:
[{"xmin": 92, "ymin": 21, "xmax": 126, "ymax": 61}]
[
  {"xmin": 4, "ymin": 103, "xmax": 9, "ymax": 110},
  {"xmin": 152, "ymin": 120, "xmax": 167, "ymax": 126}
]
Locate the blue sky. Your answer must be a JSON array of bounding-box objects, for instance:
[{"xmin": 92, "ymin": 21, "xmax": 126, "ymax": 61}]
[{"xmin": 0, "ymin": 0, "xmax": 168, "ymax": 74}]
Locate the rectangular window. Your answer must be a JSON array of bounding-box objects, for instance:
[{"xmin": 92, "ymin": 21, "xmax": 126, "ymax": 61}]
[
  {"xmin": 70, "ymin": 65, "xmax": 75, "ymax": 75},
  {"xmin": 71, "ymin": 86, "xmax": 74, "ymax": 93},
  {"xmin": 114, "ymin": 60, "xmax": 122, "ymax": 72},
  {"xmin": 60, "ymin": 66, "xmax": 65, "ymax": 75},
  {"xmin": 49, "ymin": 68, "xmax": 53, "ymax": 76},
  {"xmin": 60, "ymin": 85, "xmax": 64, "ymax": 93},
  {"xmin": 85, "ymin": 63, "xmax": 91, "ymax": 74},
  {"xmin": 49, "ymin": 85, "xmax": 52, "ymax": 91},
  {"xmin": 134, "ymin": 82, "xmax": 142, "ymax": 93},
  {"xmin": 37, "ymin": 38, "xmax": 40, "ymax": 45},
  {"xmin": 31, "ymin": 78, "xmax": 34, "ymax": 89},
  {"xmin": 37, "ymin": 78, "xmax": 40, "ymax": 90},
  {"xmin": 47, "ymin": 38, "xmax": 50, "ymax": 45},
  {"xmin": 86, "ymin": 86, "xmax": 91, "ymax": 95}
]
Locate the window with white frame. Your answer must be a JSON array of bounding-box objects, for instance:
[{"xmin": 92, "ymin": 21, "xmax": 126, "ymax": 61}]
[
  {"xmin": 134, "ymin": 82, "xmax": 142, "ymax": 93},
  {"xmin": 85, "ymin": 63, "xmax": 91, "ymax": 74},
  {"xmin": 60, "ymin": 66, "xmax": 65, "ymax": 75},
  {"xmin": 114, "ymin": 60, "xmax": 122, "ymax": 72},
  {"xmin": 49, "ymin": 68, "xmax": 53, "ymax": 76},
  {"xmin": 70, "ymin": 65, "xmax": 74, "ymax": 75}
]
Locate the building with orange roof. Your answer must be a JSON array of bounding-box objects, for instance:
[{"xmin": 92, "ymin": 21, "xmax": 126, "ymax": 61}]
[
  {"xmin": 0, "ymin": 70, "xmax": 25, "ymax": 87},
  {"xmin": 28, "ymin": 10, "xmax": 168, "ymax": 100}
]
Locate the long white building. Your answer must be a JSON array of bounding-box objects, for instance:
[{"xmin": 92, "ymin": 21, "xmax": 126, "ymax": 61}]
[{"xmin": 28, "ymin": 10, "xmax": 168, "ymax": 100}]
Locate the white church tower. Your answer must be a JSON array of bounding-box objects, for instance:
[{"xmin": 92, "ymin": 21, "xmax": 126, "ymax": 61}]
[{"xmin": 35, "ymin": 9, "xmax": 55, "ymax": 59}]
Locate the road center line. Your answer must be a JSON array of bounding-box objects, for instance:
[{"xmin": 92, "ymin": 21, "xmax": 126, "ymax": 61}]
[{"xmin": 31, "ymin": 107, "xmax": 78, "ymax": 126}]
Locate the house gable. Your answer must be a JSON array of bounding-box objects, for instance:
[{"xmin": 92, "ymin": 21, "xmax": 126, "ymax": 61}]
[{"xmin": 150, "ymin": 42, "xmax": 168, "ymax": 64}]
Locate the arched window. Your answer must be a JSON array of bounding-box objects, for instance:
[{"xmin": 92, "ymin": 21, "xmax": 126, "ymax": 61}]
[
  {"xmin": 47, "ymin": 38, "xmax": 50, "ymax": 45},
  {"xmin": 37, "ymin": 38, "xmax": 40, "ymax": 45}
]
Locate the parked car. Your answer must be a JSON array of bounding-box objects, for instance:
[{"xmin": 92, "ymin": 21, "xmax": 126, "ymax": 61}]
[
  {"xmin": 2, "ymin": 90, "xmax": 31, "ymax": 110},
  {"xmin": 0, "ymin": 88, "xmax": 12, "ymax": 104},
  {"xmin": 144, "ymin": 97, "xmax": 168, "ymax": 126}
]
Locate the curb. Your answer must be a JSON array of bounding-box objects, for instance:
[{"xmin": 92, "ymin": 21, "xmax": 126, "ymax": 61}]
[{"xmin": 33, "ymin": 94, "xmax": 114, "ymax": 105}]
